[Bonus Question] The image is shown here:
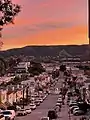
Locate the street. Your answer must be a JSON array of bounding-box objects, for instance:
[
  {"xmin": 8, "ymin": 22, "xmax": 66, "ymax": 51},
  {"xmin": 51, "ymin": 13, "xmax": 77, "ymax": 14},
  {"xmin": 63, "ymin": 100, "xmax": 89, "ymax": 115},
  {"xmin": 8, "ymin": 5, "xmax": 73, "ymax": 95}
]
[{"xmin": 15, "ymin": 79, "xmax": 62, "ymax": 120}]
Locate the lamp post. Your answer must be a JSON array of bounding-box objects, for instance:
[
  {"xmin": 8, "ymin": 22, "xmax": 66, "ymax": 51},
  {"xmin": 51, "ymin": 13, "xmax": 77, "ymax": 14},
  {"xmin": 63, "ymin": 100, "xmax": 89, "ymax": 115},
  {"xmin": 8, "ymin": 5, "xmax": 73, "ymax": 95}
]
[
  {"xmin": 26, "ymin": 84, "xmax": 29, "ymax": 104},
  {"xmin": 88, "ymin": 0, "xmax": 90, "ymax": 61},
  {"xmin": 88, "ymin": 0, "xmax": 90, "ymax": 46},
  {"xmin": 22, "ymin": 85, "xmax": 25, "ymax": 109}
]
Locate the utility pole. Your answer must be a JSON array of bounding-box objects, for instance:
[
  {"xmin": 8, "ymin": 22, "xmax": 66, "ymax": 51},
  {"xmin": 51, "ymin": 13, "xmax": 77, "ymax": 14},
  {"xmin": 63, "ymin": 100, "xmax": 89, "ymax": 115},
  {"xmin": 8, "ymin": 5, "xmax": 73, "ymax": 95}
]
[
  {"xmin": 88, "ymin": 0, "xmax": 90, "ymax": 46},
  {"xmin": 22, "ymin": 85, "xmax": 25, "ymax": 109},
  {"xmin": 26, "ymin": 84, "xmax": 29, "ymax": 104},
  {"xmin": 88, "ymin": 0, "xmax": 90, "ymax": 60}
]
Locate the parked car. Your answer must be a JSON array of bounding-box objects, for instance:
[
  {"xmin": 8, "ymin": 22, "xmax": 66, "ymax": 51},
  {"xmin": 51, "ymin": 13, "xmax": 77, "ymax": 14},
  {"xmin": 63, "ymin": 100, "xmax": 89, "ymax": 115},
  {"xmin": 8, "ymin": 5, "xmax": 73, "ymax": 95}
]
[
  {"xmin": 16, "ymin": 106, "xmax": 21, "ymax": 111},
  {"xmin": 2, "ymin": 110, "xmax": 15, "ymax": 120},
  {"xmin": 30, "ymin": 103, "xmax": 36, "ymax": 110},
  {"xmin": 70, "ymin": 106, "xmax": 79, "ymax": 113},
  {"xmin": 56, "ymin": 102, "xmax": 62, "ymax": 108},
  {"xmin": 17, "ymin": 109, "xmax": 27, "ymax": 116},
  {"xmin": 25, "ymin": 108, "xmax": 31, "ymax": 114},
  {"xmin": 54, "ymin": 89, "xmax": 60, "ymax": 95},
  {"xmin": 38, "ymin": 98, "xmax": 43, "ymax": 103},
  {"xmin": 59, "ymin": 95, "xmax": 62, "ymax": 98},
  {"xmin": 69, "ymin": 102, "xmax": 77, "ymax": 107},
  {"xmin": 35, "ymin": 100, "xmax": 40, "ymax": 106},
  {"xmin": 30, "ymin": 97, "xmax": 35, "ymax": 101},
  {"xmin": 0, "ymin": 114, "xmax": 5, "ymax": 120},
  {"xmin": 42, "ymin": 95, "xmax": 47, "ymax": 100},
  {"xmin": 40, "ymin": 117, "xmax": 49, "ymax": 120},
  {"xmin": 73, "ymin": 109, "xmax": 84, "ymax": 116},
  {"xmin": 57, "ymin": 98, "xmax": 62, "ymax": 103}
]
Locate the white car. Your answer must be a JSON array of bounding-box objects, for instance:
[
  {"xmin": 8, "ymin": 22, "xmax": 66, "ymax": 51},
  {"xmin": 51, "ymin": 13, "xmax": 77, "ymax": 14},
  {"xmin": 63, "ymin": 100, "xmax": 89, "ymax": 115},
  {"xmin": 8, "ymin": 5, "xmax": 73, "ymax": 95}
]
[
  {"xmin": 59, "ymin": 95, "xmax": 62, "ymax": 98},
  {"xmin": 30, "ymin": 97, "xmax": 35, "ymax": 101},
  {"xmin": 2, "ymin": 110, "xmax": 15, "ymax": 120},
  {"xmin": 30, "ymin": 103, "xmax": 36, "ymax": 110},
  {"xmin": 69, "ymin": 102, "xmax": 77, "ymax": 107},
  {"xmin": 56, "ymin": 102, "xmax": 61, "ymax": 106},
  {"xmin": 54, "ymin": 89, "xmax": 60, "ymax": 95},
  {"xmin": 57, "ymin": 98, "xmax": 62, "ymax": 102},
  {"xmin": 73, "ymin": 107, "xmax": 80, "ymax": 113},
  {"xmin": 17, "ymin": 109, "xmax": 27, "ymax": 116},
  {"xmin": 43, "ymin": 95, "xmax": 47, "ymax": 100},
  {"xmin": 70, "ymin": 106, "xmax": 79, "ymax": 113},
  {"xmin": 41, "ymin": 117, "xmax": 49, "ymax": 120},
  {"xmin": 73, "ymin": 109, "xmax": 84, "ymax": 116},
  {"xmin": 38, "ymin": 98, "xmax": 43, "ymax": 103},
  {"xmin": 25, "ymin": 108, "xmax": 31, "ymax": 114},
  {"xmin": 16, "ymin": 106, "xmax": 22, "ymax": 110}
]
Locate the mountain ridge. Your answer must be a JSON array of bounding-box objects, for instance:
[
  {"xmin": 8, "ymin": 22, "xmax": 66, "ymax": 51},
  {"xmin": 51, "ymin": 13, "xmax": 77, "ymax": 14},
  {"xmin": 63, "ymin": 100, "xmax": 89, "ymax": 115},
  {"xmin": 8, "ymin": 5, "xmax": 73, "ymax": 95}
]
[{"xmin": 0, "ymin": 44, "xmax": 89, "ymax": 57}]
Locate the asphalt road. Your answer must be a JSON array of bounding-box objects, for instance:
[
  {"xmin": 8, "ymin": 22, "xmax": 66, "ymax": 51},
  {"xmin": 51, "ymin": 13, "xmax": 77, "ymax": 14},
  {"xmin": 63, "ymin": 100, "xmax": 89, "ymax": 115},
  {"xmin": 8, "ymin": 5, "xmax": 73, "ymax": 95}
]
[
  {"xmin": 15, "ymin": 70, "xmax": 86, "ymax": 120},
  {"xmin": 15, "ymin": 79, "xmax": 62, "ymax": 120}
]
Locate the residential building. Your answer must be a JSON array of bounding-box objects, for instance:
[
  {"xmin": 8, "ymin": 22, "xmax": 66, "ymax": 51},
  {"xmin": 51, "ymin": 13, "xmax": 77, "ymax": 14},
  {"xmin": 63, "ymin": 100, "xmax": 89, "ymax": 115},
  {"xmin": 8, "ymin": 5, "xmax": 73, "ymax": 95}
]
[
  {"xmin": 16, "ymin": 88, "xmax": 23, "ymax": 102},
  {"xmin": 7, "ymin": 91, "xmax": 14, "ymax": 105},
  {"xmin": 14, "ymin": 62, "xmax": 30, "ymax": 73},
  {"xmin": 0, "ymin": 89, "xmax": 7, "ymax": 104}
]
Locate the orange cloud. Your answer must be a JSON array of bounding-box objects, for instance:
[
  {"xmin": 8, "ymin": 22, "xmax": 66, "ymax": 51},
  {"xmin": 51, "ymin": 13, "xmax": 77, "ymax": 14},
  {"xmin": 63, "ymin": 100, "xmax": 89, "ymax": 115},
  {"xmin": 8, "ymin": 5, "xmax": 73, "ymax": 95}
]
[{"xmin": 2, "ymin": 25, "xmax": 87, "ymax": 50}]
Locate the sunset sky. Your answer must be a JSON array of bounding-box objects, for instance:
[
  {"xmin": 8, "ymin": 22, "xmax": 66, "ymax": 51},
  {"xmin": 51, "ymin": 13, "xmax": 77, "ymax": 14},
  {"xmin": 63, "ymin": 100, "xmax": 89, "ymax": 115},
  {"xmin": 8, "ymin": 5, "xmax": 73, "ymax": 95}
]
[{"xmin": 2, "ymin": 0, "xmax": 88, "ymax": 50}]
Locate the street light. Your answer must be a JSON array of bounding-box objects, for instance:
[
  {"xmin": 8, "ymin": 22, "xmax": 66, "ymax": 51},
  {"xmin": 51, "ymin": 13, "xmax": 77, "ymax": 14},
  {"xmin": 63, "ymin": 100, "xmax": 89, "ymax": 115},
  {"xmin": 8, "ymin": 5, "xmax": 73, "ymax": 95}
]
[{"xmin": 22, "ymin": 85, "xmax": 25, "ymax": 109}]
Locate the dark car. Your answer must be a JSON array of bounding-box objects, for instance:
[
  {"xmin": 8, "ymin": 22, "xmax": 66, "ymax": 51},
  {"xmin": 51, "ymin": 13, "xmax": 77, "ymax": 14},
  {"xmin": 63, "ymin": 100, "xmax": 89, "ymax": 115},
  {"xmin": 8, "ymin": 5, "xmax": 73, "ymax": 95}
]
[{"xmin": 47, "ymin": 110, "xmax": 57, "ymax": 120}]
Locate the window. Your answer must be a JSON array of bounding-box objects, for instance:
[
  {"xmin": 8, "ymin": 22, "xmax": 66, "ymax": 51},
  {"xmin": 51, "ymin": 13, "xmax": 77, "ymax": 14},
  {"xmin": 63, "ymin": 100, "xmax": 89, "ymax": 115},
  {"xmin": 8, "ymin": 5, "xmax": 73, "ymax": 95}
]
[{"xmin": 2, "ymin": 111, "xmax": 12, "ymax": 115}]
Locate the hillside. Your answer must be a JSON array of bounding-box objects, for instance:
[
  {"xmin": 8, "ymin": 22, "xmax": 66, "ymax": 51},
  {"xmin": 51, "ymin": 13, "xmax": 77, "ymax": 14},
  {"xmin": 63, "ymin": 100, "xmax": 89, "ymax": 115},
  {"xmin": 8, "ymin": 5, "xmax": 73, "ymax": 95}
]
[{"xmin": 0, "ymin": 44, "xmax": 89, "ymax": 57}]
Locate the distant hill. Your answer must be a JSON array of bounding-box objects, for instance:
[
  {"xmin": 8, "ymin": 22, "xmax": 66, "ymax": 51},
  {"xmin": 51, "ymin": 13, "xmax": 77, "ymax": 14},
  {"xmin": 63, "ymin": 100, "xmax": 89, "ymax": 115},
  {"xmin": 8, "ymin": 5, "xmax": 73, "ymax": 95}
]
[{"xmin": 0, "ymin": 44, "xmax": 89, "ymax": 58}]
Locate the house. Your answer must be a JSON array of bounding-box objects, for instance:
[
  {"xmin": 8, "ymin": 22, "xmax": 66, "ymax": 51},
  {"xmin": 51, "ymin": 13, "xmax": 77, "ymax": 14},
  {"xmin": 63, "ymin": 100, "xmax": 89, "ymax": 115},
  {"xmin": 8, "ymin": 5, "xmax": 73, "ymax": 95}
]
[
  {"xmin": 0, "ymin": 76, "xmax": 15, "ymax": 85},
  {"xmin": 16, "ymin": 88, "xmax": 23, "ymax": 102},
  {"xmin": 7, "ymin": 91, "xmax": 14, "ymax": 105},
  {"xmin": 0, "ymin": 89, "xmax": 7, "ymax": 104},
  {"xmin": 14, "ymin": 62, "xmax": 30, "ymax": 73}
]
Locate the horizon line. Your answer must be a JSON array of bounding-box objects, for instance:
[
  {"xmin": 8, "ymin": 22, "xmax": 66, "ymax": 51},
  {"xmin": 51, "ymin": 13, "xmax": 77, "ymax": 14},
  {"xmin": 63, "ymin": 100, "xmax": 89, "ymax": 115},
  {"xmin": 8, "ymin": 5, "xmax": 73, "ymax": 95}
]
[{"xmin": 1, "ymin": 43, "xmax": 89, "ymax": 51}]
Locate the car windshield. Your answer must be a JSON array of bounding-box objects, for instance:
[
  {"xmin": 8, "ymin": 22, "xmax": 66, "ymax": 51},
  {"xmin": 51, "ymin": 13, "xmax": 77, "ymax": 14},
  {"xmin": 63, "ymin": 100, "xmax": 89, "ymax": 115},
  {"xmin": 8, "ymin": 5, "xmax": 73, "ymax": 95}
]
[
  {"xmin": 30, "ymin": 104, "xmax": 34, "ymax": 106},
  {"xmin": 39, "ymin": 98, "xmax": 42, "ymax": 100},
  {"xmin": 2, "ymin": 111, "xmax": 12, "ymax": 115},
  {"xmin": 26, "ymin": 109, "xmax": 30, "ymax": 110},
  {"xmin": 20, "ymin": 109, "xmax": 25, "ymax": 111}
]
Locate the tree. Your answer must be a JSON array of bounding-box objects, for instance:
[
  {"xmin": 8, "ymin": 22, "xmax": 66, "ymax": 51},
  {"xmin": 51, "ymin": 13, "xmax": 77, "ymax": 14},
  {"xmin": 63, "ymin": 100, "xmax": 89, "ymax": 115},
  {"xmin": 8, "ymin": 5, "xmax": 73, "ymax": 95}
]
[
  {"xmin": 0, "ymin": 0, "xmax": 21, "ymax": 48},
  {"xmin": 0, "ymin": 57, "xmax": 7, "ymax": 76},
  {"xmin": 60, "ymin": 65, "xmax": 66, "ymax": 72},
  {"xmin": 28, "ymin": 61, "xmax": 46, "ymax": 76}
]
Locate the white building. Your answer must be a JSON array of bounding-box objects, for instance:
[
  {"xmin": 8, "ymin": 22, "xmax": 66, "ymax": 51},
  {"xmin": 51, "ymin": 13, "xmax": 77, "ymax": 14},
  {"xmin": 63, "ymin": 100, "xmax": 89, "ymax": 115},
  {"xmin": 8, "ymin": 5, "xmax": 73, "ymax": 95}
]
[
  {"xmin": 15, "ymin": 62, "xmax": 30, "ymax": 73},
  {"xmin": 0, "ymin": 76, "xmax": 15, "ymax": 84}
]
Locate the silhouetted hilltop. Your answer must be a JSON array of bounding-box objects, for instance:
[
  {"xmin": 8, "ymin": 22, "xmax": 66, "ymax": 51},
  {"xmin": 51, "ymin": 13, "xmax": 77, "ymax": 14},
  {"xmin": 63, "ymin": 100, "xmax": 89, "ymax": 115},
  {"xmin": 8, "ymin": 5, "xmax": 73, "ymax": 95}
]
[{"xmin": 0, "ymin": 44, "xmax": 89, "ymax": 58}]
